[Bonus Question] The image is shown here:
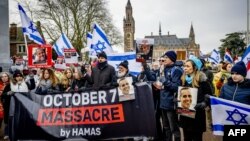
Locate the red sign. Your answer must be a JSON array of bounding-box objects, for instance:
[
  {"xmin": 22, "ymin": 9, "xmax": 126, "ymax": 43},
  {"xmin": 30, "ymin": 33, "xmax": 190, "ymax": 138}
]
[{"xmin": 28, "ymin": 44, "xmax": 52, "ymax": 68}]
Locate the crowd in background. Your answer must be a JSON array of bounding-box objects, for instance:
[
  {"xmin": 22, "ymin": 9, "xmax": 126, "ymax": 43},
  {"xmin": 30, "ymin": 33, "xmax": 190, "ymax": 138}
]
[{"xmin": 0, "ymin": 50, "xmax": 250, "ymax": 141}]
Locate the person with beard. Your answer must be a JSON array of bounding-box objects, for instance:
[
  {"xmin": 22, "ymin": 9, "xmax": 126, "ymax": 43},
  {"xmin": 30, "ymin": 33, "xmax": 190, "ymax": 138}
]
[
  {"xmin": 33, "ymin": 48, "xmax": 47, "ymax": 64},
  {"xmin": 117, "ymin": 60, "xmax": 136, "ymax": 82},
  {"xmin": 91, "ymin": 51, "xmax": 118, "ymax": 90}
]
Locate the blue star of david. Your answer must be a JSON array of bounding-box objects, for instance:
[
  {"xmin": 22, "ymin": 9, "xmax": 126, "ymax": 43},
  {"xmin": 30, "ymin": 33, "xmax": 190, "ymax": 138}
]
[
  {"xmin": 28, "ymin": 22, "xmax": 37, "ymax": 33},
  {"xmin": 226, "ymin": 109, "xmax": 248, "ymax": 125},
  {"xmin": 92, "ymin": 41, "xmax": 106, "ymax": 53}
]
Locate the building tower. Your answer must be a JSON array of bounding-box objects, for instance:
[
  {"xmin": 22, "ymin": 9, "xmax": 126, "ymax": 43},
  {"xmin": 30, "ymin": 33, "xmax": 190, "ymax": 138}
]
[
  {"xmin": 123, "ymin": 0, "xmax": 135, "ymax": 52},
  {"xmin": 189, "ymin": 23, "xmax": 195, "ymax": 44}
]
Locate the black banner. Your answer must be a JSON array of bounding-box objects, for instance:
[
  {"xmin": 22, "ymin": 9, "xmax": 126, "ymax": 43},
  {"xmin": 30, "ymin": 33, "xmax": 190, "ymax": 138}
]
[{"xmin": 9, "ymin": 83, "xmax": 156, "ymax": 141}]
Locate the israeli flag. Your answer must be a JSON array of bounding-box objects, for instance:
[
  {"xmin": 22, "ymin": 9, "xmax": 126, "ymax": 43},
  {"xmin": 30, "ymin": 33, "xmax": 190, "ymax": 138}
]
[
  {"xmin": 208, "ymin": 49, "xmax": 221, "ymax": 64},
  {"xmin": 210, "ymin": 96, "xmax": 250, "ymax": 136},
  {"xmin": 224, "ymin": 51, "xmax": 233, "ymax": 63},
  {"xmin": 242, "ymin": 46, "xmax": 250, "ymax": 78},
  {"xmin": 18, "ymin": 3, "xmax": 45, "ymax": 45},
  {"xmin": 90, "ymin": 23, "xmax": 113, "ymax": 56},
  {"xmin": 52, "ymin": 33, "xmax": 74, "ymax": 56},
  {"xmin": 107, "ymin": 52, "xmax": 141, "ymax": 76}
]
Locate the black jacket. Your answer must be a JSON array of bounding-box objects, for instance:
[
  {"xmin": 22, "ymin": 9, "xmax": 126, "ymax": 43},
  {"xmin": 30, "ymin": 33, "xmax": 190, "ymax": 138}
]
[{"xmin": 91, "ymin": 63, "xmax": 118, "ymax": 89}]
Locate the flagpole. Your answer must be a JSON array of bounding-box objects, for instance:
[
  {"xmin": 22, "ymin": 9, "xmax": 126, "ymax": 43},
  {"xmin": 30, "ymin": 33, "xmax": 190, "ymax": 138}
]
[
  {"xmin": 247, "ymin": 0, "xmax": 249, "ymax": 46},
  {"xmin": 23, "ymin": 34, "xmax": 29, "ymax": 56}
]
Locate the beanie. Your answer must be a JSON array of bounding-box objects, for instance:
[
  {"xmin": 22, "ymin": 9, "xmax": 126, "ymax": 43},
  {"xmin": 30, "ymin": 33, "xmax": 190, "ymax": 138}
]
[
  {"xmin": 231, "ymin": 61, "xmax": 247, "ymax": 77},
  {"xmin": 189, "ymin": 56, "xmax": 202, "ymax": 71},
  {"xmin": 13, "ymin": 70, "xmax": 23, "ymax": 78},
  {"xmin": 164, "ymin": 51, "xmax": 177, "ymax": 62},
  {"xmin": 97, "ymin": 51, "xmax": 107, "ymax": 59},
  {"xmin": 119, "ymin": 60, "xmax": 129, "ymax": 70}
]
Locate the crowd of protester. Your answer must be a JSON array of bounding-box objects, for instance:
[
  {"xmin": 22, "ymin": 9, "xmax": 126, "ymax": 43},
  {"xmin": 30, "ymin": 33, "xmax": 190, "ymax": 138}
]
[{"xmin": 0, "ymin": 50, "xmax": 250, "ymax": 141}]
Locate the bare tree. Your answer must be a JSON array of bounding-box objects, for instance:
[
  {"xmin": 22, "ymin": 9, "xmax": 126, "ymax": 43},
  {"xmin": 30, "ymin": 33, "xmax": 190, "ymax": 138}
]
[{"xmin": 19, "ymin": 0, "xmax": 123, "ymax": 53}]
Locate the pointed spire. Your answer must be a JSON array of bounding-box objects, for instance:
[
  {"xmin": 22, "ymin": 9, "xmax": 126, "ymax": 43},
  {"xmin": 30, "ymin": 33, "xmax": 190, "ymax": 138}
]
[
  {"xmin": 189, "ymin": 22, "xmax": 195, "ymax": 43},
  {"xmin": 126, "ymin": 0, "xmax": 131, "ymax": 7},
  {"xmin": 189, "ymin": 22, "xmax": 194, "ymax": 38},
  {"xmin": 159, "ymin": 22, "xmax": 162, "ymax": 36}
]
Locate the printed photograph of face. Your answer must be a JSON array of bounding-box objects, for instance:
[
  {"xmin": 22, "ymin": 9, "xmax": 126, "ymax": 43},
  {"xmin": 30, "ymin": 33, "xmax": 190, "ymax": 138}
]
[
  {"xmin": 118, "ymin": 77, "xmax": 134, "ymax": 96},
  {"xmin": 33, "ymin": 48, "xmax": 47, "ymax": 64},
  {"xmin": 178, "ymin": 87, "xmax": 198, "ymax": 110},
  {"xmin": 64, "ymin": 52, "xmax": 72, "ymax": 58},
  {"xmin": 139, "ymin": 44, "xmax": 150, "ymax": 55}
]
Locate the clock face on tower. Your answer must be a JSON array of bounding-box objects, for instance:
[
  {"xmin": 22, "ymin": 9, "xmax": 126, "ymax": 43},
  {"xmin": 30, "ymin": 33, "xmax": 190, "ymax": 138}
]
[{"xmin": 126, "ymin": 33, "xmax": 131, "ymax": 39}]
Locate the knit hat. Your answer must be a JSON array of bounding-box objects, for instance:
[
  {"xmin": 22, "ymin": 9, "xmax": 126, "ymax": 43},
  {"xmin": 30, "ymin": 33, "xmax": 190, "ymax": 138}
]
[
  {"xmin": 231, "ymin": 61, "xmax": 247, "ymax": 77},
  {"xmin": 97, "ymin": 51, "xmax": 107, "ymax": 59},
  {"xmin": 164, "ymin": 51, "xmax": 177, "ymax": 62},
  {"xmin": 119, "ymin": 60, "xmax": 129, "ymax": 70},
  {"xmin": 13, "ymin": 70, "xmax": 23, "ymax": 78},
  {"xmin": 189, "ymin": 56, "xmax": 202, "ymax": 71}
]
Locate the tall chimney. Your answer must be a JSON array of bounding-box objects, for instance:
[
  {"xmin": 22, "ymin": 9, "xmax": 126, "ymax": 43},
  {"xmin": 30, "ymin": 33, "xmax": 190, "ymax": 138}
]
[{"xmin": 10, "ymin": 23, "xmax": 17, "ymax": 40}]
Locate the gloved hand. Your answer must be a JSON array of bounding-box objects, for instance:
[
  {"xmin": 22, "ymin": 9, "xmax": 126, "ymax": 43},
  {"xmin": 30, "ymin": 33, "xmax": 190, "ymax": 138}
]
[
  {"xmin": 163, "ymin": 80, "xmax": 171, "ymax": 88},
  {"xmin": 194, "ymin": 102, "xmax": 206, "ymax": 110},
  {"xmin": 7, "ymin": 91, "xmax": 14, "ymax": 95}
]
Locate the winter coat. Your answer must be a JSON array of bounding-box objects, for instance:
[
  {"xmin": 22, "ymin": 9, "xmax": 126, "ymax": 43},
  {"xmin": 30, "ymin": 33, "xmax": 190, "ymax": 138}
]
[
  {"xmin": 1, "ymin": 84, "xmax": 10, "ymax": 124},
  {"xmin": 220, "ymin": 78, "xmax": 250, "ymax": 105},
  {"xmin": 179, "ymin": 72, "xmax": 212, "ymax": 133},
  {"xmin": 213, "ymin": 70, "xmax": 231, "ymax": 97},
  {"xmin": 91, "ymin": 63, "xmax": 118, "ymax": 89},
  {"xmin": 137, "ymin": 69, "xmax": 156, "ymax": 82},
  {"xmin": 160, "ymin": 64, "xmax": 183, "ymax": 110},
  {"xmin": 70, "ymin": 74, "xmax": 92, "ymax": 91}
]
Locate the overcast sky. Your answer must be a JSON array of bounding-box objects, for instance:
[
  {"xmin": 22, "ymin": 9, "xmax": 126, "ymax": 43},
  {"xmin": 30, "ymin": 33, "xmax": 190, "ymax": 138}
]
[
  {"xmin": 108, "ymin": 0, "xmax": 247, "ymax": 53},
  {"xmin": 9, "ymin": 0, "xmax": 247, "ymax": 53}
]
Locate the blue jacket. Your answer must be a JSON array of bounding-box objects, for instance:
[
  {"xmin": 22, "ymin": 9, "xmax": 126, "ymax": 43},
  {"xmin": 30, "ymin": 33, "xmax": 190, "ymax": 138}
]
[
  {"xmin": 160, "ymin": 64, "xmax": 183, "ymax": 110},
  {"xmin": 220, "ymin": 78, "xmax": 250, "ymax": 105}
]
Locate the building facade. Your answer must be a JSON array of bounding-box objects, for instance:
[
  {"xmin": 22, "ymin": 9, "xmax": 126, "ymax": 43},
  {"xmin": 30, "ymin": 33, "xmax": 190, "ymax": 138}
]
[
  {"xmin": 123, "ymin": 0, "xmax": 135, "ymax": 52},
  {"xmin": 9, "ymin": 23, "xmax": 33, "ymax": 57},
  {"xmin": 123, "ymin": 0, "xmax": 200, "ymax": 60},
  {"xmin": 146, "ymin": 24, "xmax": 200, "ymax": 61}
]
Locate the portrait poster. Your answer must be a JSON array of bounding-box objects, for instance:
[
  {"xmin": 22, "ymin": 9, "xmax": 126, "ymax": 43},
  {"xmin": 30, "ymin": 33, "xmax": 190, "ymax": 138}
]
[
  {"xmin": 136, "ymin": 38, "xmax": 154, "ymax": 63},
  {"xmin": 177, "ymin": 86, "xmax": 198, "ymax": 118},
  {"xmin": 28, "ymin": 44, "xmax": 52, "ymax": 68},
  {"xmin": 64, "ymin": 48, "xmax": 78, "ymax": 66},
  {"xmin": 54, "ymin": 56, "xmax": 66, "ymax": 71},
  {"xmin": 117, "ymin": 77, "xmax": 135, "ymax": 102},
  {"xmin": 13, "ymin": 58, "xmax": 24, "ymax": 71}
]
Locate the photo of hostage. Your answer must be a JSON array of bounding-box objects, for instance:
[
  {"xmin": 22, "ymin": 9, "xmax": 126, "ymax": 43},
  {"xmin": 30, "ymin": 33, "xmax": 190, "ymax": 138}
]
[
  {"xmin": 64, "ymin": 52, "xmax": 71, "ymax": 58},
  {"xmin": 179, "ymin": 87, "xmax": 192, "ymax": 110},
  {"xmin": 33, "ymin": 48, "xmax": 47, "ymax": 64},
  {"xmin": 118, "ymin": 77, "xmax": 130, "ymax": 95},
  {"xmin": 139, "ymin": 44, "xmax": 150, "ymax": 55},
  {"xmin": 137, "ymin": 44, "xmax": 153, "ymax": 62}
]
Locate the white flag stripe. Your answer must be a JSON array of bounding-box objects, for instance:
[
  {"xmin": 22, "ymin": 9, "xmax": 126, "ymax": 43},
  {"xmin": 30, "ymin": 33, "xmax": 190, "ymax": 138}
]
[
  {"xmin": 52, "ymin": 33, "xmax": 75, "ymax": 56},
  {"xmin": 209, "ymin": 49, "xmax": 221, "ymax": 64},
  {"xmin": 90, "ymin": 23, "xmax": 113, "ymax": 57},
  {"xmin": 224, "ymin": 52, "xmax": 233, "ymax": 63},
  {"xmin": 18, "ymin": 3, "xmax": 44, "ymax": 45},
  {"xmin": 210, "ymin": 96, "xmax": 250, "ymax": 136},
  {"xmin": 107, "ymin": 52, "xmax": 141, "ymax": 76}
]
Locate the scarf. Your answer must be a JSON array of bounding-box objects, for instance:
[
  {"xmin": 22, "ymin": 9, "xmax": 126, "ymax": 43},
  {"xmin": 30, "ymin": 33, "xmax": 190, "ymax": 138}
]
[
  {"xmin": 185, "ymin": 75, "xmax": 193, "ymax": 84},
  {"xmin": 98, "ymin": 61, "xmax": 107, "ymax": 70}
]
